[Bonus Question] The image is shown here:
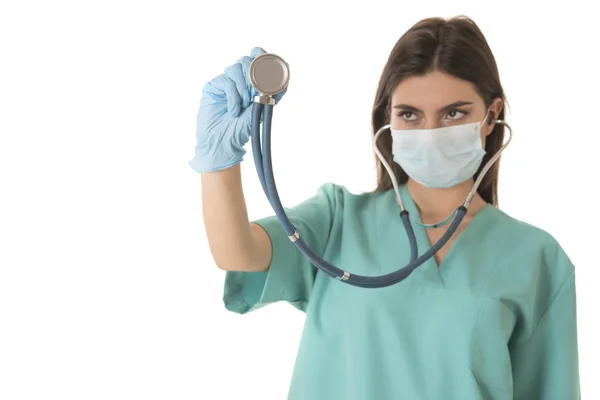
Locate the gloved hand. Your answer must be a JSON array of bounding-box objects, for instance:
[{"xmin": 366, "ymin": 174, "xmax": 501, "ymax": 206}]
[{"xmin": 189, "ymin": 47, "xmax": 287, "ymax": 173}]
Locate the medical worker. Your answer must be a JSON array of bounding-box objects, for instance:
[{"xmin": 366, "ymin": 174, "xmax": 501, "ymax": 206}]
[{"xmin": 190, "ymin": 15, "xmax": 580, "ymax": 400}]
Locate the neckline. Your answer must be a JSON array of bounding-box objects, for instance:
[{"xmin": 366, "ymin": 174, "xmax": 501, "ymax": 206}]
[
  {"xmin": 396, "ymin": 184, "xmax": 493, "ymax": 287},
  {"xmin": 399, "ymin": 183, "xmax": 492, "ymax": 224}
]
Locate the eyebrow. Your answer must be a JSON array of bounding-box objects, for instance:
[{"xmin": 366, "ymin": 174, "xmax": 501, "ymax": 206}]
[{"xmin": 393, "ymin": 101, "xmax": 474, "ymax": 113}]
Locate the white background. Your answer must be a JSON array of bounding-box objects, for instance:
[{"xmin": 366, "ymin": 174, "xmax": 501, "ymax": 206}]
[{"xmin": 1, "ymin": 0, "xmax": 597, "ymax": 399}]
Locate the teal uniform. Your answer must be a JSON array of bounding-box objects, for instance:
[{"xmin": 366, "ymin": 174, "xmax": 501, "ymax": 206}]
[{"xmin": 223, "ymin": 183, "xmax": 580, "ymax": 399}]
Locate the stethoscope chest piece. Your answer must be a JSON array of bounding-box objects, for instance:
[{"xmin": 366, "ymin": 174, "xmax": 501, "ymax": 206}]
[{"xmin": 249, "ymin": 53, "xmax": 290, "ymax": 98}]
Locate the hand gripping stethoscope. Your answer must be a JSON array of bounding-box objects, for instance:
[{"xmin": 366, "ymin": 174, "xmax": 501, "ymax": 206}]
[{"xmin": 247, "ymin": 53, "xmax": 512, "ymax": 289}]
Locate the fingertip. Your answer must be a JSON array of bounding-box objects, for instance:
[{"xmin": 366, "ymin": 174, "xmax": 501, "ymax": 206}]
[
  {"xmin": 236, "ymin": 55, "xmax": 251, "ymax": 64},
  {"xmin": 273, "ymin": 86, "xmax": 288, "ymax": 103},
  {"xmin": 224, "ymin": 62, "xmax": 250, "ymax": 107},
  {"xmin": 250, "ymin": 47, "xmax": 266, "ymax": 58},
  {"xmin": 205, "ymin": 74, "xmax": 227, "ymax": 93}
]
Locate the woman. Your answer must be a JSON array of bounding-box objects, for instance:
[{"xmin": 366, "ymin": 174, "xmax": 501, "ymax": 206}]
[{"xmin": 190, "ymin": 16, "xmax": 580, "ymax": 400}]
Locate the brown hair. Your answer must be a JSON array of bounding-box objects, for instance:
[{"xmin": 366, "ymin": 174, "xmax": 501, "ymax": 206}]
[{"xmin": 371, "ymin": 15, "xmax": 506, "ymax": 206}]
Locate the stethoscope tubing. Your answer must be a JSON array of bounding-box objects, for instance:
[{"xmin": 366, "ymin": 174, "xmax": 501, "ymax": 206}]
[{"xmin": 250, "ymin": 102, "xmax": 468, "ymax": 288}]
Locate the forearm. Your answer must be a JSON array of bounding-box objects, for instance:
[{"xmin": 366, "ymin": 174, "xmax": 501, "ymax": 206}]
[{"xmin": 201, "ymin": 164, "xmax": 270, "ymax": 271}]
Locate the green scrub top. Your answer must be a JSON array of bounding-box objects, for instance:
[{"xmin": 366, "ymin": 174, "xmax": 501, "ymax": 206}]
[{"xmin": 223, "ymin": 183, "xmax": 580, "ymax": 400}]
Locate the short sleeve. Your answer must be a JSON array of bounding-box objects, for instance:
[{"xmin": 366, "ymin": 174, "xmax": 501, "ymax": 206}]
[
  {"xmin": 509, "ymin": 247, "xmax": 581, "ymax": 399},
  {"xmin": 222, "ymin": 183, "xmax": 339, "ymax": 314}
]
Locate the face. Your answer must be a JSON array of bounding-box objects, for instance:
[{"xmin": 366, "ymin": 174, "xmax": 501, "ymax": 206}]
[{"xmin": 389, "ymin": 70, "xmax": 503, "ymax": 145}]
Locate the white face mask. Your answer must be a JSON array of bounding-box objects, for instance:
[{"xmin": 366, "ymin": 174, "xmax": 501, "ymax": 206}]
[{"xmin": 390, "ymin": 118, "xmax": 487, "ymax": 188}]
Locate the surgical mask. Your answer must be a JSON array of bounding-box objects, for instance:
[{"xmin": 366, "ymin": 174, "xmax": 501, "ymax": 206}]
[{"xmin": 390, "ymin": 117, "xmax": 487, "ymax": 188}]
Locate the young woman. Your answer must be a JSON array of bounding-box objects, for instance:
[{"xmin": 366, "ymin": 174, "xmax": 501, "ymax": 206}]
[{"xmin": 191, "ymin": 15, "xmax": 580, "ymax": 400}]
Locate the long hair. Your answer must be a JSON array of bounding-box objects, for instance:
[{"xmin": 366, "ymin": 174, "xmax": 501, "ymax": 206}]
[{"xmin": 371, "ymin": 16, "xmax": 506, "ymax": 206}]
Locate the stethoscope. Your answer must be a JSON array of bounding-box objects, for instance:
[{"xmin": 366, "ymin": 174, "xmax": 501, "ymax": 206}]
[{"xmin": 247, "ymin": 52, "xmax": 512, "ymax": 289}]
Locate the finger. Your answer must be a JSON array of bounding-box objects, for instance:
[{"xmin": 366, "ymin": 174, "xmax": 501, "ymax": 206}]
[
  {"xmin": 223, "ymin": 62, "xmax": 249, "ymax": 109},
  {"xmin": 235, "ymin": 47, "xmax": 265, "ymax": 67},
  {"xmin": 239, "ymin": 101, "xmax": 261, "ymax": 138},
  {"xmin": 202, "ymin": 75, "xmax": 229, "ymax": 103},
  {"xmin": 223, "ymin": 76, "xmax": 242, "ymax": 118},
  {"xmin": 273, "ymin": 85, "xmax": 288, "ymax": 104},
  {"xmin": 250, "ymin": 47, "xmax": 266, "ymax": 58},
  {"xmin": 236, "ymin": 55, "xmax": 252, "ymax": 79},
  {"xmin": 237, "ymin": 55, "xmax": 255, "ymax": 106}
]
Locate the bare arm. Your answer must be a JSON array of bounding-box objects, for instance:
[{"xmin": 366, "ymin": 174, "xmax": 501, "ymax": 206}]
[{"xmin": 201, "ymin": 164, "xmax": 271, "ymax": 272}]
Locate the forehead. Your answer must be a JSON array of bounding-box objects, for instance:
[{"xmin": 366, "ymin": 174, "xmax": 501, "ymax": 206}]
[{"xmin": 391, "ymin": 70, "xmax": 483, "ymax": 108}]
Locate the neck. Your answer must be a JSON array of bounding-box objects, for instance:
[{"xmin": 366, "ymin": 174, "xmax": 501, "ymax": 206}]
[{"xmin": 406, "ymin": 178, "xmax": 486, "ymax": 223}]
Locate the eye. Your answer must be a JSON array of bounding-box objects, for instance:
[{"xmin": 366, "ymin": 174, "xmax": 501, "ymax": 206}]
[
  {"xmin": 445, "ymin": 109, "xmax": 468, "ymax": 120},
  {"xmin": 397, "ymin": 111, "xmax": 418, "ymax": 121}
]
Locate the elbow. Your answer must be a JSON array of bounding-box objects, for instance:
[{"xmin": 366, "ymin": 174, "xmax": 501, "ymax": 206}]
[
  {"xmin": 212, "ymin": 252, "xmax": 257, "ymax": 272},
  {"xmin": 207, "ymin": 241, "xmax": 245, "ymax": 271},
  {"xmin": 213, "ymin": 254, "xmax": 238, "ymax": 271},
  {"xmin": 215, "ymin": 259, "xmax": 232, "ymax": 271}
]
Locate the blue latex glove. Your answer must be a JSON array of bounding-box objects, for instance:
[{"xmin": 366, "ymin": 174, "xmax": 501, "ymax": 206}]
[{"xmin": 189, "ymin": 47, "xmax": 287, "ymax": 173}]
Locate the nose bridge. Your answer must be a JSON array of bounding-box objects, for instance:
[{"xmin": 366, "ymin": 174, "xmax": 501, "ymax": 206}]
[{"xmin": 423, "ymin": 115, "xmax": 441, "ymax": 130}]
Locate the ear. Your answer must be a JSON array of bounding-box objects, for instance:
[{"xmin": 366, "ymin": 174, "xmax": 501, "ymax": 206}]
[{"xmin": 485, "ymin": 97, "xmax": 504, "ymax": 136}]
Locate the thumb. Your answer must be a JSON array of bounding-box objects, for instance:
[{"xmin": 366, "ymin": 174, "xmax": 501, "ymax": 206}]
[{"xmin": 239, "ymin": 102, "xmax": 262, "ymax": 140}]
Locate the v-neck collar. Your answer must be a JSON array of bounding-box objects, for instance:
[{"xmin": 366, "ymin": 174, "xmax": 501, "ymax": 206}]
[{"xmin": 395, "ymin": 184, "xmax": 492, "ymax": 290}]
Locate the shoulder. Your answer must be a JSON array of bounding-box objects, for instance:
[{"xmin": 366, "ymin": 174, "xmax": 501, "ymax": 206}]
[
  {"xmin": 489, "ymin": 206, "xmax": 574, "ymax": 272},
  {"xmin": 312, "ymin": 182, "xmax": 389, "ymax": 209},
  {"xmin": 303, "ymin": 184, "xmax": 398, "ymax": 232},
  {"xmin": 485, "ymin": 206, "xmax": 575, "ymax": 322},
  {"xmin": 281, "ymin": 183, "xmax": 387, "ymax": 224}
]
